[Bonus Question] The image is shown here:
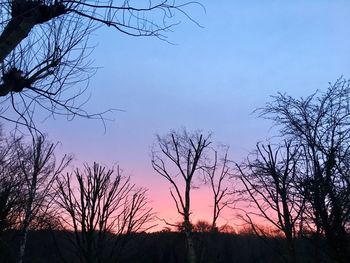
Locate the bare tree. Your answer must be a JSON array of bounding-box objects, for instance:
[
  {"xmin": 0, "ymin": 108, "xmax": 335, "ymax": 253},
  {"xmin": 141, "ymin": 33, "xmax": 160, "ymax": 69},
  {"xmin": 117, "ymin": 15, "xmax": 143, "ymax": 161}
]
[
  {"xmin": 151, "ymin": 128, "xmax": 211, "ymax": 263},
  {"xmin": 0, "ymin": 0, "xmax": 200, "ymax": 129},
  {"xmin": 56, "ymin": 162, "xmax": 154, "ymax": 263},
  {"xmin": 237, "ymin": 141, "xmax": 304, "ymax": 263},
  {"xmin": 260, "ymin": 77, "xmax": 350, "ymax": 262},
  {"xmin": 0, "ymin": 128, "xmax": 23, "ymax": 234},
  {"xmin": 202, "ymin": 145, "xmax": 234, "ymax": 232},
  {"xmin": 14, "ymin": 135, "xmax": 70, "ymax": 263}
]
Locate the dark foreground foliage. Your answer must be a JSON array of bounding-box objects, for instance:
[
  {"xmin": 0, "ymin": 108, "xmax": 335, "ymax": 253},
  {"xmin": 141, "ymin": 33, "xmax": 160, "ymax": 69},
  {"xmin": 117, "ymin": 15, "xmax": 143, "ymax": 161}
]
[{"xmin": 0, "ymin": 230, "xmax": 347, "ymax": 263}]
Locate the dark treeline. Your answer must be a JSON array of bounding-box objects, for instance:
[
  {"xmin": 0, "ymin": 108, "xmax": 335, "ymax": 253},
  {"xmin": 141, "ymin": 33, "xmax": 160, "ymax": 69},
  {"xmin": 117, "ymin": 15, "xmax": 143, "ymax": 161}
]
[{"xmin": 0, "ymin": 229, "xmax": 339, "ymax": 263}]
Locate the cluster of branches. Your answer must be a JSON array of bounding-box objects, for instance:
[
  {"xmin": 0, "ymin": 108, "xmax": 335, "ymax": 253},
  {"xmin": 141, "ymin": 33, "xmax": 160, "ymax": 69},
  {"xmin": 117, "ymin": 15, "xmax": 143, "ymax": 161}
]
[
  {"xmin": 0, "ymin": 128, "xmax": 153, "ymax": 263},
  {"xmin": 236, "ymin": 141, "xmax": 304, "ymax": 263},
  {"xmin": 237, "ymin": 77, "xmax": 350, "ymax": 263},
  {"xmin": 56, "ymin": 163, "xmax": 154, "ymax": 263},
  {"xmin": 0, "ymin": 0, "xmax": 198, "ymax": 130}
]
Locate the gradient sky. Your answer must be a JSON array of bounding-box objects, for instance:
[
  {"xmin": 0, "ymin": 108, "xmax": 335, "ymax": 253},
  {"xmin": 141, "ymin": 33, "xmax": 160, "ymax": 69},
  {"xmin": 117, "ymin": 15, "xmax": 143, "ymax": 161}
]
[{"xmin": 30, "ymin": 0, "xmax": 350, "ymax": 230}]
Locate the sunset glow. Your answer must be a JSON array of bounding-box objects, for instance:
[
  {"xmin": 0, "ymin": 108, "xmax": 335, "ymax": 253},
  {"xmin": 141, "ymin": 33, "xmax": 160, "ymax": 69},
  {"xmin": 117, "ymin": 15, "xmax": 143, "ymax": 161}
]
[
  {"xmin": 32, "ymin": 0, "xmax": 350, "ymax": 234},
  {"xmin": 1, "ymin": 1, "xmax": 349, "ymax": 262}
]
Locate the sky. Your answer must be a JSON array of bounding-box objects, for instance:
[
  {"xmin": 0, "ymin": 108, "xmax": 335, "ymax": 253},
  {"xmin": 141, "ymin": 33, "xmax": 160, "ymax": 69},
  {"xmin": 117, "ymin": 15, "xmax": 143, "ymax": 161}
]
[{"xmin": 26, "ymin": 0, "xmax": 350, "ymax": 230}]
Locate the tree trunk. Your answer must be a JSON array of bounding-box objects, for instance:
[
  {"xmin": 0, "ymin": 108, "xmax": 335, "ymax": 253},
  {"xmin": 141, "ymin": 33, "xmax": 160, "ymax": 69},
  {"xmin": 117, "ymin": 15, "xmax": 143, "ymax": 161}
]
[
  {"xmin": 286, "ymin": 238, "xmax": 296, "ymax": 263},
  {"xmin": 184, "ymin": 213, "xmax": 196, "ymax": 263},
  {"xmin": 282, "ymin": 195, "xmax": 295, "ymax": 263},
  {"xmin": 18, "ymin": 227, "xmax": 28, "ymax": 263},
  {"xmin": 184, "ymin": 180, "xmax": 196, "ymax": 263},
  {"xmin": 18, "ymin": 206, "xmax": 32, "ymax": 263},
  {"xmin": 185, "ymin": 229, "xmax": 196, "ymax": 263}
]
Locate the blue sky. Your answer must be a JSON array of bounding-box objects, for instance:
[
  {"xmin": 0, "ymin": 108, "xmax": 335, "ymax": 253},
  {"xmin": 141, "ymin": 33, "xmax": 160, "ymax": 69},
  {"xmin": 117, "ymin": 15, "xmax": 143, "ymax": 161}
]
[{"xmin": 33, "ymin": 0, "xmax": 350, "ymax": 225}]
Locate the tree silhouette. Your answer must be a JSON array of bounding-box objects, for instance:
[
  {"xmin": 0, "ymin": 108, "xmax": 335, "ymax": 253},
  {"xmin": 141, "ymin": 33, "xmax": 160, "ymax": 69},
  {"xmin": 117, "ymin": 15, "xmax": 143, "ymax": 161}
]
[
  {"xmin": 260, "ymin": 77, "xmax": 350, "ymax": 262},
  {"xmin": 152, "ymin": 128, "xmax": 211, "ymax": 263},
  {"xmin": 56, "ymin": 162, "xmax": 154, "ymax": 263},
  {"xmin": 202, "ymin": 145, "xmax": 234, "ymax": 232},
  {"xmin": 0, "ymin": 128, "xmax": 23, "ymax": 234},
  {"xmin": 0, "ymin": 0, "xmax": 199, "ymax": 129},
  {"xmin": 237, "ymin": 141, "xmax": 304, "ymax": 263},
  {"xmin": 14, "ymin": 135, "xmax": 70, "ymax": 263}
]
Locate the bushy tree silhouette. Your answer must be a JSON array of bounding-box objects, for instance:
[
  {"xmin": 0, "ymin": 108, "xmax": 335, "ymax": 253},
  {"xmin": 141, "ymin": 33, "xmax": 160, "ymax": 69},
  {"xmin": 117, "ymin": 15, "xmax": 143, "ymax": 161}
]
[{"xmin": 259, "ymin": 77, "xmax": 350, "ymax": 262}]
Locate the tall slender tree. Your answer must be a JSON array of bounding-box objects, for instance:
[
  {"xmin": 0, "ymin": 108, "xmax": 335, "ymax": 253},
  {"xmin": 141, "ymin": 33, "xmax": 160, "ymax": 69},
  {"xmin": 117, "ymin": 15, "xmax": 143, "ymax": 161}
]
[
  {"xmin": 152, "ymin": 128, "xmax": 211, "ymax": 263},
  {"xmin": 16, "ymin": 135, "xmax": 70, "ymax": 263},
  {"xmin": 202, "ymin": 145, "xmax": 234, "ymax": 232}
]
